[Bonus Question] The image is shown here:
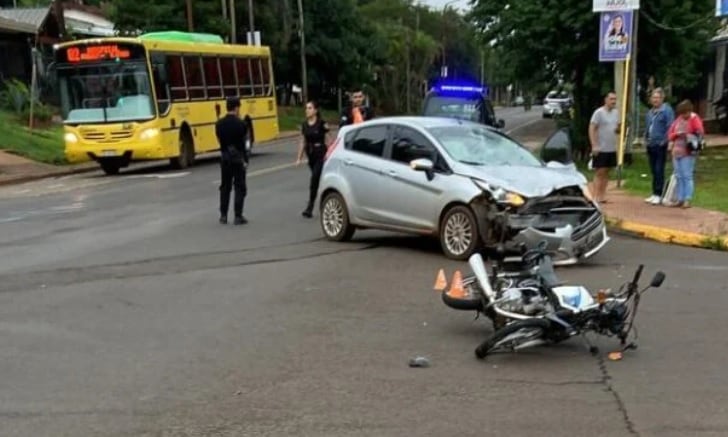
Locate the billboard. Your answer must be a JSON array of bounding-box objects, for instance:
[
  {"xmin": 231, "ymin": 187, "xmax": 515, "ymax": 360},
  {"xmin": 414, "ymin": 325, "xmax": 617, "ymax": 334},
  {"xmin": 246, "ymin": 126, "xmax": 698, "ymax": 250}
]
[{"xmin": 599, "ymin": 10, "xmax": 633, "ymax": 62}]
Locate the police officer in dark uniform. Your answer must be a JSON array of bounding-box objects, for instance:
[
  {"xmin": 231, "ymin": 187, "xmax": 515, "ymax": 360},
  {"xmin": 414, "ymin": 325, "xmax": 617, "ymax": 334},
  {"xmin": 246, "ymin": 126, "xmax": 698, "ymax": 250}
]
[
  {"xmin": 296, "ymin": 100, "xmax": 329, "ymax": 218},
  {"xmin": 216, "ymin": 97, "xmax": 249, "ymax": 225},
  {"xmin": 340, "ymin": 87, "xmax": 374, "ymax": 126}
]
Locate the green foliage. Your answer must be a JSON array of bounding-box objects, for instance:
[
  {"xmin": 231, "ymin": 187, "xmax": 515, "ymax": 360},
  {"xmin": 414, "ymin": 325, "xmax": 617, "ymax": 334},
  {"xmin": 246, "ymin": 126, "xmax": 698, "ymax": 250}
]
[
  {"xmin": 0, "ymin": 79, "xmax": 31, "ymax": 115},
  {"xmin": 0, "ymin": 110, "xmax": 65, "ymax": 164},
  {"xmin": 470, "ymin": 0, "xmax": 719, "ymax": 159},
  {"xmin": 104, "ymin": 0, "xmax": 481, "ymax": 113}
]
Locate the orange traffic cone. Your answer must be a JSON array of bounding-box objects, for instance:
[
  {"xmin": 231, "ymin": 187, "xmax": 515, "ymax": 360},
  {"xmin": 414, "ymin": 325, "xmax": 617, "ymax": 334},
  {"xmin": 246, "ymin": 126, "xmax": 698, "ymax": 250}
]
[
  {"xmin": 447, "ymin": 270, "xmax": 467, "ymax": 299},
  {"xmin": 433, "ymin": 269, "xmax": 447, "ymax": 291}
]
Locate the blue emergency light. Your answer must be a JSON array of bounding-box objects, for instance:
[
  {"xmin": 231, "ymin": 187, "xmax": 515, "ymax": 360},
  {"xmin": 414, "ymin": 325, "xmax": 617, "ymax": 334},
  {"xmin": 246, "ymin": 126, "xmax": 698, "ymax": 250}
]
[{"xmin": 432, "ymin": 81, "xmax": 489, "ymax": 96}]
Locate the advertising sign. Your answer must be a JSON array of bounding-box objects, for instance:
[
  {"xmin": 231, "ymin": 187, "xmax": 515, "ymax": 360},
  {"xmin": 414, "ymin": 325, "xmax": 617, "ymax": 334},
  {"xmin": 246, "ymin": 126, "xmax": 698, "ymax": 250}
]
[
  {"xmin": 593, "ymin": 0, "xmax": 639, "ymax": 12},
  {"xmin": 599, "ymin": 10, "xmax": 633, "ymax": 62}
]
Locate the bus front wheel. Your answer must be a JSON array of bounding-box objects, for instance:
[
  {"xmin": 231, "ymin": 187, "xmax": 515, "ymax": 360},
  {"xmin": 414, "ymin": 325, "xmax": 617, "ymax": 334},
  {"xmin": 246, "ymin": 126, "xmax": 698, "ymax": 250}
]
[{"xmin": 170, "ymin": 130, "xmax": 195, "ymax": 169}]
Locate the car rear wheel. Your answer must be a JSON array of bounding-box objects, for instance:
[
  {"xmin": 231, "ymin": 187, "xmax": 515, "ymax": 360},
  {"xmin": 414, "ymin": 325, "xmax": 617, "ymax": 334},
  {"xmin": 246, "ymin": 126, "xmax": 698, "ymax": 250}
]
[
  {"xmin": 320, "ymin": 192, "xmax": 355, "ymax": 242},
  {"xmin": 439, "ymin": 205, "xmax": 480, "ymax": 260}
]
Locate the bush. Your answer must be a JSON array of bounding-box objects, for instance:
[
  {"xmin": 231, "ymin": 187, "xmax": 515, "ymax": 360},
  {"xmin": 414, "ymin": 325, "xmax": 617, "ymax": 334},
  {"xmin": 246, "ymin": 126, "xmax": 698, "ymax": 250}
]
[
  {"xmin": 0, "ymin": 78, "xmax": 31, "ymax": 115},
  {"xmin": 22, "ymin": 102, "xmax": 55, "ymax": 123}
]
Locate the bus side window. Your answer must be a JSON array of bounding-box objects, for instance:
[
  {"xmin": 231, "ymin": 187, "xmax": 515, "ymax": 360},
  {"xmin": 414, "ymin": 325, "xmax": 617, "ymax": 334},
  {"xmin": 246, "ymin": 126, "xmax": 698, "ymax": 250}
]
[
  {"xmin": 167, "ymin": 55, "xmax": 187, "ymax": 101},
  {"xmin": 203, "ymin": 56, "xmax": 222, "ymax": 99},
  {"xmin": 150, "ymin": 52, "xmax": 171, "ymax": 115},
  {"xmin": 260, "ymin": 58, "xmax": 272, "ymax": 96},
  {"xmin": 249, "ymin": 57, "xmax": 264, "ymax": 97},
  {"xmin": 220, "ymin": 57, "xmax": 238, "ymax": 98}
]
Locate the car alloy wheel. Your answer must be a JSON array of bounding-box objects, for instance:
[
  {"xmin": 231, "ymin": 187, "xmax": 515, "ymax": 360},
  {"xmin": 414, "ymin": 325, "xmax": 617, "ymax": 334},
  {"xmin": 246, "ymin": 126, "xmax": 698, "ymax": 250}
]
[{"xmin": 440, "ymin": 205, "xmax": 479, "ymax": 260}]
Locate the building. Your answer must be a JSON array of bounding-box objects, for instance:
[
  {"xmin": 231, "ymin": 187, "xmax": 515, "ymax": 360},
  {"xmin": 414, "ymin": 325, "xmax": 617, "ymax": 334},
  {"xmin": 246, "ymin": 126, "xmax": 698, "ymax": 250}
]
[{"xmin": 0, "ymin": 2, "xmax": 115, "ymax": 84}]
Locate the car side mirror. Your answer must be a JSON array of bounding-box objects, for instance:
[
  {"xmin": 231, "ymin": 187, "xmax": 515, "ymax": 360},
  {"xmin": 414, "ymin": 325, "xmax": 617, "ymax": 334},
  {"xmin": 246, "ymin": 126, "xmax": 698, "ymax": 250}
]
[
  {"xmin": 410, "ymin": 158, "xmax": 435, "ymax": 180},
  {"xmin": 540, "ymin": 127, "xmax": 573, "ymax": 165},
  {"xmin": 650, "ymin": 271, "xmax": 666, "ymax": 288}
]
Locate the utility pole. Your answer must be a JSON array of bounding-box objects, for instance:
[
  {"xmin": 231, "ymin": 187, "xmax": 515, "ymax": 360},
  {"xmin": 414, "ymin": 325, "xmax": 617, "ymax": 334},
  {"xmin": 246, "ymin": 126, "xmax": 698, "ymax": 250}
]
[
  {"xmin": 230, "ymin": 0, "xmax": 236, "ymax": 43},
  {"xmin": 297, "ymin": 0, "xmax": 308, "ymax": 103},
  {"xmin": 186, "ymin": 0, "xmax": 194, "ymax": 32},
  {"xmin": 221, "ymin": 0, "xmax": 227, "ymax": 21},
  {"xmin": 628, "ymin": 12, "xmax": 640, "ymax": 152},
  {"xmin": 248, "ymin": 0, "xmax": 255, "ymax": 40},
  {"xmin": 406, "ymin": 27, "xmax": 411, "ymax": 114}
]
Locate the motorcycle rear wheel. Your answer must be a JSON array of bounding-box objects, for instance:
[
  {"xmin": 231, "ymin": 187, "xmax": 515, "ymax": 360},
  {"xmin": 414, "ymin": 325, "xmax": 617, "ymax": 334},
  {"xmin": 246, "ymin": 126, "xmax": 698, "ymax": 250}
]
[{"xmin": 475, "ymin": 318, "xmax": 550, "ymax": 359}]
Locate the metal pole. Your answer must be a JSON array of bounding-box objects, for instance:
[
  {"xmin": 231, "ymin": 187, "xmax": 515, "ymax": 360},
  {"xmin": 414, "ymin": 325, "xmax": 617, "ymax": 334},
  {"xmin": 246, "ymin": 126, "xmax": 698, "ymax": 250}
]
[
  {"xmin": 629, "ymin": 11, "xmax": 640, "ymax": 152},
  {"xmin": 617, "ymin": 56, "xmax": 631, "ymax": 188},
  {"xmin": 248, "ymin": 0, "xmax": 254, "ymax": 41},
  {"xmin": 297, "ymin": 0, "xmax": 308, "ymax": 103},
  {"xmin": 186, "ymin": 0, "xmax": 194, "ymax": 32},
  {"xmin": 221, "ymin": 0, "xmax": 227, "ymax": 21},
  {"xmin": 230, "ymin": 0, "xmax": 236, "ymax": 43}
]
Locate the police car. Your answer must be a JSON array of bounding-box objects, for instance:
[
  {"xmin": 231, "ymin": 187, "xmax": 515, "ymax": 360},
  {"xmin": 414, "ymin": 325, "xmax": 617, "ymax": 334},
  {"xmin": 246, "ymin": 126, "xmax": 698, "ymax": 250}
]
[{"xmin": 422, "ymin": 83, "xmax": 505, "ymax": 129}]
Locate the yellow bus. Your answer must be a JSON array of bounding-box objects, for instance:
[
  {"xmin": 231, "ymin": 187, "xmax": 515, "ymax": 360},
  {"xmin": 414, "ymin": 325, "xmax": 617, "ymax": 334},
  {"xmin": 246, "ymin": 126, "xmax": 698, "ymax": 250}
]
[{"xmin": 52, "ymin": 31, "xmax": 279, "ymax": 175}]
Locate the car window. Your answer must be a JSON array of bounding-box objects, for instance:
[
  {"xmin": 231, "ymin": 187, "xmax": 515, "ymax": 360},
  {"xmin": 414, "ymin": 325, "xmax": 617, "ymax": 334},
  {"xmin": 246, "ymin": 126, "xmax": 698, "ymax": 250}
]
[
  {"xmin": 426, "ymin": 124, "xmax": 542, "ymax": 167},
  {"xmin": 423, "ymin": 95, "xmax": 482, "ymax": 123},
  {"xmin": 349, "ymin": 125, "xmax": 387, "ymax": 157},
  {"xmin": 390, "ymin": 126, "xmax": 437, "ymax": 164}
]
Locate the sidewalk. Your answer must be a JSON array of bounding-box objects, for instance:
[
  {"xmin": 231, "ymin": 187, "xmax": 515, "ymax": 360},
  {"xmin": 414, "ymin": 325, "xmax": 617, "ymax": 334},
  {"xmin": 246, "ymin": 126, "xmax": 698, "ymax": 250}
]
[
  {"xmin": 0, "ymin": 130, "xmax": 301, "ymax": 187},
  {"xmin": 600, "ymin": 183, "xmax": 728, "ymax": 250}
]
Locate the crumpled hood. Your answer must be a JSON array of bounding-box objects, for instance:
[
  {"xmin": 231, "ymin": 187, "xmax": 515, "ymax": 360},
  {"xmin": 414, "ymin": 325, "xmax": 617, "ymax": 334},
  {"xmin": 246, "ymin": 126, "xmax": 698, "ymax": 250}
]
[{"xmin": 456, "ymin": 164, "xmax": 588, "ymax": 198}]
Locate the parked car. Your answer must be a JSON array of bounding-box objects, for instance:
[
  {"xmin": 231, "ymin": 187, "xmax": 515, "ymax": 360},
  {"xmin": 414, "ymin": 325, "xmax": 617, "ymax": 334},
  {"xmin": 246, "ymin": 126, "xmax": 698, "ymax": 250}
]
[
  {"xmin": 422, "ymin": 84, "xmax": 505, "ymax": 129},
  {"xmin": 542, "ymin": 90, "xmax": 573, "ymax": 119},
  {"xmin": 317, "ymin": 117, "xmax": 609, "ymax": 263}
]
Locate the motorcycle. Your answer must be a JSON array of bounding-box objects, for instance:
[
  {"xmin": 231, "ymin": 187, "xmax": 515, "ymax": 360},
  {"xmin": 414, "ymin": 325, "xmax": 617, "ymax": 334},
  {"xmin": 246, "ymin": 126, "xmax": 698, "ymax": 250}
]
[
  {"xmin": 440, "ymin": 242, "xmax": 561, "ymax": 331},
  {"xmin": 465, "ymin": 244, "xmax": 666, "ymax": 359}
]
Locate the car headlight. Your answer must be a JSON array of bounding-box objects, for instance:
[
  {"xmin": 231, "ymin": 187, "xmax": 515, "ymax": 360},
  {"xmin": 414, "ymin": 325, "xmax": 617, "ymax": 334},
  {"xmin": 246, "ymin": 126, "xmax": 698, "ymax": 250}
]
[
  {"xmin": 473, "ymin": 179, "xmax": 526, "ymax": 206},
  {"xmin": 64, "ymin": 132, "xmax": 78, "ymax": 143},
  {"xmin": 140, "ymin": 128, "xmax": 160, "ymax": 140}
]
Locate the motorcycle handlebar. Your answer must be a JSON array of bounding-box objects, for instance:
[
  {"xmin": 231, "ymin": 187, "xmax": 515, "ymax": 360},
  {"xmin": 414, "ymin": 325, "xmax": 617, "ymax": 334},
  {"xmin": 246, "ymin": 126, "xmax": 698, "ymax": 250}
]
[{"xmin": 631, "ymin": 264, "xmax": 644, "ymax": 287}]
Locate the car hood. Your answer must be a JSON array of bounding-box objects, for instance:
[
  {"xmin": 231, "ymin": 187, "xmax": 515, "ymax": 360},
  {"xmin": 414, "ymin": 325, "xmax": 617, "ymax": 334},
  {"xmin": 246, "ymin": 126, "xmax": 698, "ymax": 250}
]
[{"xmin": 455, "ymin": 164, "xmax": 587, "ymax": 198}]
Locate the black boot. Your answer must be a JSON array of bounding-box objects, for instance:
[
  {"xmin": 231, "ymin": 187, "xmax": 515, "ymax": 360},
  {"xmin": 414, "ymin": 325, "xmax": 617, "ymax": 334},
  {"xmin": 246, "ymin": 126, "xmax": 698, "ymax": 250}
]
[{"xmin": 301, "ymin": 201, "xmax": 313, "ymax": 218}]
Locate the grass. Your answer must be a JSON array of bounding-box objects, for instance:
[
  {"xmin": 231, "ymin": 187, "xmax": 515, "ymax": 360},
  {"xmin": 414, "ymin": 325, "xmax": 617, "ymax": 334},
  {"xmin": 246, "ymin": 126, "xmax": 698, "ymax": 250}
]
[
  {"xmin": 0, "ymin": 110, "xmax": 65, "ymax": 165},
  {"xmin": 277, "ymin": 105, "xmax": 340, "ymax": 132},
  {"xmin": 577, "ymin": 146, "xmax": 728, "ymax": 214}
]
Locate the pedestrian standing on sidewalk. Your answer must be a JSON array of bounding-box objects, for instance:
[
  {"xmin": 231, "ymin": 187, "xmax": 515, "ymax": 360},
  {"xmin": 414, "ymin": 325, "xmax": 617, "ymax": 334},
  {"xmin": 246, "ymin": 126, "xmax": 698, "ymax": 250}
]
[
  {"xmin": 588, "ymin": 91, "xmax": 620, "ymax": 204},
  {"xmin": 216, "ymin": 97, "xmax": 249, "ymax": 225},
  {"xmin": 296, "ymin": 100, "xmax": 330, "ymax": 218},
  {"xmin": 667, "ymin": 99, "xmax": 704, "ymax": 209},
  {"xmin": 340, "ymin": 87, "xmax": 374, "ymax": 127},
  {"xmin": 644, "ymin": 88, "xmax": 674, "ymax": 205}
]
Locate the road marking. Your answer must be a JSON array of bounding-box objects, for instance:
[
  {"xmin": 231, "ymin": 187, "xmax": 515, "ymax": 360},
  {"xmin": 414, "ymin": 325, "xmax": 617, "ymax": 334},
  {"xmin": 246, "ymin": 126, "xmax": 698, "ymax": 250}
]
[
  {"xmin": 211, "ymin": 162, "xmax": 301, "ymax": 184},
  {"xmin": 126, "ymin": 172, "xmax": 191, "ymax": 180},
  {"xmin": 506, "ymin": 117, "xmax": 544, "ymax": 135}
]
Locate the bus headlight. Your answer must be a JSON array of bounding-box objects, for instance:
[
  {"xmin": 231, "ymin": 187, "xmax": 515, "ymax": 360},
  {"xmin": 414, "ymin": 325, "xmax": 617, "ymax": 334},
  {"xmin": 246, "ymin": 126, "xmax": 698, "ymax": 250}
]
[
  {"xmin": 64, "ymin": 133, "xmax": 78, "ymax": 143},
  {"xmin": 140, "ymin": 128, "xmax": 160, "ymax": 141}
]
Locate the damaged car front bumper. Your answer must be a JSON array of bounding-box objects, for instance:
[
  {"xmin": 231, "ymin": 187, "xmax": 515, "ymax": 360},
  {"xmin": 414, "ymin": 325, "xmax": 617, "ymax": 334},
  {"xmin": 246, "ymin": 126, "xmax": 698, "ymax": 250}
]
[{"xmin": 477, "ymin": 191, "xmax": 610, "ymax": 265}]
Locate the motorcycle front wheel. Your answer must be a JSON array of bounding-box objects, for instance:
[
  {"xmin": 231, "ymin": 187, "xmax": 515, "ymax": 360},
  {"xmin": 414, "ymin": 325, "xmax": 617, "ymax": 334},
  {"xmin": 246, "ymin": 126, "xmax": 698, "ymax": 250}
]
[{"xmin": 475, "ymin": 318, "xmax": 550, "ymax": 359}]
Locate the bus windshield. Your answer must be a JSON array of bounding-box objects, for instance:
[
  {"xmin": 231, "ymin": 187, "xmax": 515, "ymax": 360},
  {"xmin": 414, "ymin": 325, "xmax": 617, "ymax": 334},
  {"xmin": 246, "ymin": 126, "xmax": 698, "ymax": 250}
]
[{"xmin": 57, "ymin": 61, "xmax": 155, "ymax": 124}]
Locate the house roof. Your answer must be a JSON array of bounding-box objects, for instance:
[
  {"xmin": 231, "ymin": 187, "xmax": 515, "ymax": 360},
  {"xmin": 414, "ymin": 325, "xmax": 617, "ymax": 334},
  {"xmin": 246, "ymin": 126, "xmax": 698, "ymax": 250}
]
[{"xmin": 0, "ymin": 7, "xmax": 50, "ymax": 33}]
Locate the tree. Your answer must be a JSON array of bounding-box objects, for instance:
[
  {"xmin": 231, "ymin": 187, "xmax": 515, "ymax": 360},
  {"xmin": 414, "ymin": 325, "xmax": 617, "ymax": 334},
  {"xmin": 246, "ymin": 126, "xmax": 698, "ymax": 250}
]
[{"xmin": 469, "ymin": 0, "xmax": 718, "ymax": 158}]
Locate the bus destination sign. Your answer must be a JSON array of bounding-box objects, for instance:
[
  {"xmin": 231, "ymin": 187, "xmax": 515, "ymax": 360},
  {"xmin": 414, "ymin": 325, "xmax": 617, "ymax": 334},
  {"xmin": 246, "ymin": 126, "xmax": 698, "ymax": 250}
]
[{"xmin": 65, "ymin": 44, "xmax": 134, "ymax": 62}]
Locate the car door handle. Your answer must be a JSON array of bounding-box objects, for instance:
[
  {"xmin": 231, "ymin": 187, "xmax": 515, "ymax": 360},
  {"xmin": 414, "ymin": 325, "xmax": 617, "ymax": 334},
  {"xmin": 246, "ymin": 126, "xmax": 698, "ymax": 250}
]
[
  {"xmin": 387, "ymin": 170, "xmax": 398, "ymax": 178},
  {"xmin": 344, "ymin": 159, "xmax": 353, "ymax": 166}
]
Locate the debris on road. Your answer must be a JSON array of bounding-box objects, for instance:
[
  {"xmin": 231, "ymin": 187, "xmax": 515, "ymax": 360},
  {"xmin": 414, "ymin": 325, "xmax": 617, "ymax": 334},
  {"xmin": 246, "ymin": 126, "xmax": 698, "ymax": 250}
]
[{"xmin": 409, "ymin": 356, "xmax": 431, "ymax": 368}]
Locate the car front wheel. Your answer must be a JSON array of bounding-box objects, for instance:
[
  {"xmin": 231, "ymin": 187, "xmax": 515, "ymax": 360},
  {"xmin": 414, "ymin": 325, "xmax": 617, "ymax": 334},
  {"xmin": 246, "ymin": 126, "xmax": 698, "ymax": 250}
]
[{"xmin": 439, "ymin": 205, "xmax": 480, "ymax": 260}]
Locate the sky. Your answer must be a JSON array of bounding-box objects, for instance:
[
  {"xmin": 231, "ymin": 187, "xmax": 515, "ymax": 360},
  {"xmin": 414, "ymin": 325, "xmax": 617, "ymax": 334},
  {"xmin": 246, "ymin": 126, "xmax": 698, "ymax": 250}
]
[{"xmin": 417, "ymin": 0, "xmax": 471, "ymax": 11}]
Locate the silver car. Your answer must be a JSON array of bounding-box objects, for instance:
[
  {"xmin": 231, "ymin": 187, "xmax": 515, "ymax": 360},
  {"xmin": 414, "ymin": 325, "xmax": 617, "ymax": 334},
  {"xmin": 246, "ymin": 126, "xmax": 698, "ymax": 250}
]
[
  {"xmin": 542, "ymin": 90, "xmax": 572, "ymax": 119},
  {"xmin": 317, "ymin": 117, "xmax": 609, "ymax": 263}
]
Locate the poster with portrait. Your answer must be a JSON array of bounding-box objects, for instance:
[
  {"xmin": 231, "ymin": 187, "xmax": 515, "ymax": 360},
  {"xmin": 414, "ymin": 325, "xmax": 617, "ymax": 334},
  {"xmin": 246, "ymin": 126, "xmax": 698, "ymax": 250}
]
[{"xmin": 599, "ymin": 10, "xmax": 632, "ymax": 62}]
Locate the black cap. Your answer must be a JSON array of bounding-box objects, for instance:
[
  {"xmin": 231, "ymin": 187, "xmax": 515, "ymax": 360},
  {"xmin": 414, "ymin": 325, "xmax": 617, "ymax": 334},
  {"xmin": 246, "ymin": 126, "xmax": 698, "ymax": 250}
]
[{"xmin": 226, "ymin": 97, "xmax": 240, "ymax": 111}]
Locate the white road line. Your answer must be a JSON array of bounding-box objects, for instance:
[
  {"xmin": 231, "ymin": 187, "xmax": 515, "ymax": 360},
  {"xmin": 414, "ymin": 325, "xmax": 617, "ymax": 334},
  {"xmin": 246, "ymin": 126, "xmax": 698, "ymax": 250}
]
[{"xmin": 506, "ymin": 117, "xmax": 544, "ymax": 135}]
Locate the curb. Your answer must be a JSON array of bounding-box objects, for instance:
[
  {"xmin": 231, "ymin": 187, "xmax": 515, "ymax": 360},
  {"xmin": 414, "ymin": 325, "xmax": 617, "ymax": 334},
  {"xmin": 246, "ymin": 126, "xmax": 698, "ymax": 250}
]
[
  {"xmin": 0, "ymin": 131, "xmax": 304, "ymax": 188},
  {"xmin": 0, "ymin": 164, "xmax": 98, "ymax": 187},
  {"xmin": 605, "ymin": 216, "xmax": 728, "ymax": 251}
]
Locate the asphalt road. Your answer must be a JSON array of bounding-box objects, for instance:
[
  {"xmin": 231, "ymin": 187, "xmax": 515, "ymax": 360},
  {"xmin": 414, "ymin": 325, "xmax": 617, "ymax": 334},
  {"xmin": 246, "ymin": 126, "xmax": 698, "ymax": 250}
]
[{"xmin": 1, "ymin": 108, "xmax": 727, "ymax": 437}]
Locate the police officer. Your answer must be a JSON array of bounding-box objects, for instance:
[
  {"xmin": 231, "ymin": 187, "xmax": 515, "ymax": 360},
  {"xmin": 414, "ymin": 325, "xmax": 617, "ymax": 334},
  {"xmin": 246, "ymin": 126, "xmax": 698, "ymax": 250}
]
[
  {"xmin": 216, "ymin": 97, "xmax": 249, "ymax": 225},
  {"xmin": 340, "ymin": 87, "xmax": 374, "ymax": 126}
]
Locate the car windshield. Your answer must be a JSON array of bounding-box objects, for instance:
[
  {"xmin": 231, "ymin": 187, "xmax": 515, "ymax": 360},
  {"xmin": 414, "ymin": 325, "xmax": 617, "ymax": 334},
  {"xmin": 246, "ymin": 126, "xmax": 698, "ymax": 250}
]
[
  {"xmin": 427, "ymin": 125, "xmax": 543, "ymax": 167},
  {"xmin": 57, "ymin": 61, "xmax": 155, "ymax": 124},
  {"xmin": 423, "ymin": 96, "xmax": 483, "ymax": 122}
]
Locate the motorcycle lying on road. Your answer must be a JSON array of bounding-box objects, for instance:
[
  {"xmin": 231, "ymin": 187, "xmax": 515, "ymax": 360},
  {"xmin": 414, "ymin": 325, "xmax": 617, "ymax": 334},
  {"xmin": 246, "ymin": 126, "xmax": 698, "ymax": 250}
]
[
  {"xmin": 439, "ymin": 242, "xmax": 666, "ymax": 359},
  {"xmin": 440, "ymin": 242, "xmax": 563, "ymax": 331}
]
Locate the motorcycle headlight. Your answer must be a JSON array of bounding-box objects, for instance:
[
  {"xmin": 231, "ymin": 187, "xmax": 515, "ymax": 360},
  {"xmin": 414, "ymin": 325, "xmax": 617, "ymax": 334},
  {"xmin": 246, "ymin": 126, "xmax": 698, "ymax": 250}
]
[{"xmin": 473, "ymin": 179, "xmax": 526, "ymax": 206}]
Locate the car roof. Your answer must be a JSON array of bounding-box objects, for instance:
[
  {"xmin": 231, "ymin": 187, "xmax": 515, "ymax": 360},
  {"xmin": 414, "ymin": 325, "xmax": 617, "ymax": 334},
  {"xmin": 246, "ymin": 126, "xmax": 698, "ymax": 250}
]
[{"xmin": 340, "ymin": 116, "xmax": 492, "ymax": 132}]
